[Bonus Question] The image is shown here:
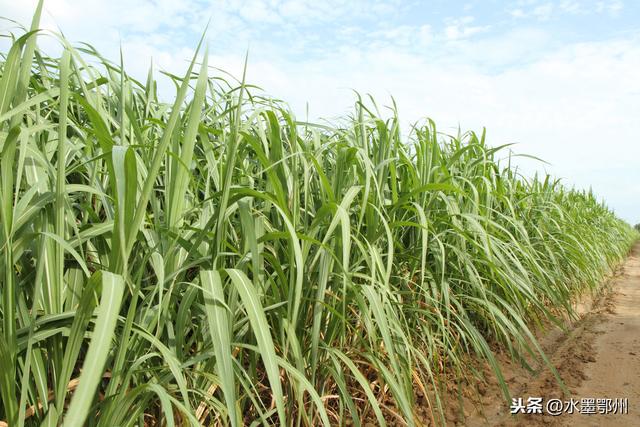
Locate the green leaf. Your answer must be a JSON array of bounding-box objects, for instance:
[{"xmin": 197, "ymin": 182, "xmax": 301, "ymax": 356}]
[
  {"xmin": 225, "ymin": 269, "xmax": 286, "ymax": 424},
  {"xmin": 63, "ymin": 272, "xmax": 125, "ymax": 427},
  {"xmin": 200, "ymin": 270, "xmax": 239, "ymax": 427}
]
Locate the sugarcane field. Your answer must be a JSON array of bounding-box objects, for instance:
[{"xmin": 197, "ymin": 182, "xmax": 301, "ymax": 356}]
[{"xmin": 1, "ymin": 1, "xmax": 639, "ymax": 426}]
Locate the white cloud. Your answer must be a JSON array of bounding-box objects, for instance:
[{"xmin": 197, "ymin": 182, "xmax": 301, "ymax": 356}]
[
  {"xmin": 368, "ymin": 24, "xmax": 432, "ymax": 49},
  {"xmin": 559, "ymin": 1, "xmax": 583, "ymax": 14},
  {"xmin": 532, "ymin": 3, "xmax": 554, "ymax": 20},
  {"xmin": 444, "ymin": 16, "xmax": 490, "ymax": 41},
  {"xmin": 596, "ymin": 0, "xmax": 624, "ymax": 16},
  {"xmin": 238, "ymin": 0, "xmax": 282, "ymax": 24},
  {"xmin": 510, "ymin": 0, "xmax": 625, "ymax": 19}
]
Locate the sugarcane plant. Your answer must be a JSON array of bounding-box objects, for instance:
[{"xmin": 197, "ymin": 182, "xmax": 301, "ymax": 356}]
[{"xmin": 0, "ymin": 2, "xmax": 637, "ymax": 426}]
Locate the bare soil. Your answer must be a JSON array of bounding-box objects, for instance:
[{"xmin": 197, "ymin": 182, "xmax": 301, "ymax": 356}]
[{"xmin": 458, "ymin": 241, "xmax": 640, "ymax": 427}]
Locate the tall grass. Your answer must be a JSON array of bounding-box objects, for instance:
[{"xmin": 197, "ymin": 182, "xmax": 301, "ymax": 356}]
[{"xmin": 1, "ymin": 5, "xmax": 637, "ymax": 425}]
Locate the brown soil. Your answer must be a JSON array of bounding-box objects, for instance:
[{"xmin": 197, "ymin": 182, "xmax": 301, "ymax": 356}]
[{"xmin": 457, "ymin": 241, "xmax": 640, "ymax": 427}]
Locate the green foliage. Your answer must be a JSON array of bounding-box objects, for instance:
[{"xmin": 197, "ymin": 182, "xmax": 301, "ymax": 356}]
[{"xmin": 1, "ymin": 6, "xmax": 637, "ymax": 426}]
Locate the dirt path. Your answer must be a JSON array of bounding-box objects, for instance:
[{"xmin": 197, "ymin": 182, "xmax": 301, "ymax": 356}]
[
  {"xmin": 568, "ymin": 241, "xmax": 640, "ymax": 427},
  {"xmin": 461, "ymin": 241, "xmax": 640, "ymax": 427}
]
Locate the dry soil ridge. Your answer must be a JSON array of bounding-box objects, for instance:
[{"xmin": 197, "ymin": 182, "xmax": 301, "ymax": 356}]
[{"xmin": 462, "ymin": 241, "xmax": 640, "ymax": 427}]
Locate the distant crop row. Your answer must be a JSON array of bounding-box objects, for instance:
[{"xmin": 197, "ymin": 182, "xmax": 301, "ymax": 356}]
[{"xmin": 0, "ymin": 3, "xmax": 637, "ymax": 426}]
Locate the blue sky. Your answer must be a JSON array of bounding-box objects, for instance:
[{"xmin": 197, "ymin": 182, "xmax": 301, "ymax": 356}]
[{"xmin": 2, "ymin": 0, "xmax": 639, "ymax": 223}]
